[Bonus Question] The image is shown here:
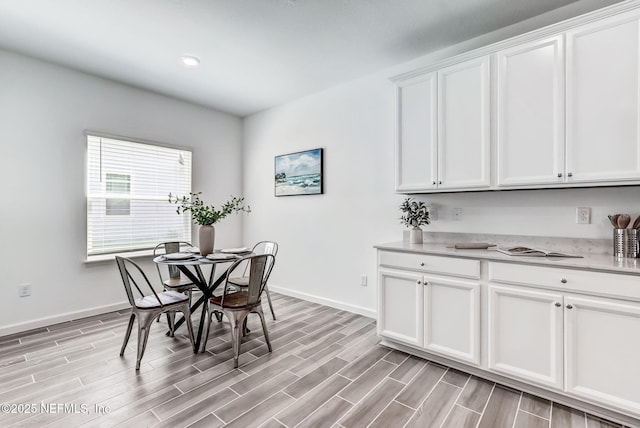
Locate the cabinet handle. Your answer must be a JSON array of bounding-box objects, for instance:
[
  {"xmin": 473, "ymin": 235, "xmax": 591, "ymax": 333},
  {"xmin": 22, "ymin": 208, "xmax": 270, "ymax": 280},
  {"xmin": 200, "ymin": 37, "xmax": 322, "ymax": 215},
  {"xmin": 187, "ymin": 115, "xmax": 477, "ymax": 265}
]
[
  {"xmin": 566, "ymin": 304, "xmax": 573, "ymax": 309},
  {"xmin": 560, "ymin": 278, "xmax": 567, "ymax": 284},
  {"xmin": 568, "ymin": 172, "xmax": 573, "ymax": 177},
  {"xmin": 555, "ymin": 302, "xmax": 562, "ymax": 307},
  {"xmin": 432, "ymin": 181, "xmax": 436, "ymax": 185},
  {"xmin": 417, "ymin": 280, "xmax": 422, "ymax": 285},
  {"xmin": 438, "ymin": 181, "xmax": 442, "ymax": 185},
  {"xmin": 557, "ymin": 173, "xmax": 563, "ymax": 178},
  {"xmin": 420, "ymin": 262, "xmax": 425, "ymax": 266}
]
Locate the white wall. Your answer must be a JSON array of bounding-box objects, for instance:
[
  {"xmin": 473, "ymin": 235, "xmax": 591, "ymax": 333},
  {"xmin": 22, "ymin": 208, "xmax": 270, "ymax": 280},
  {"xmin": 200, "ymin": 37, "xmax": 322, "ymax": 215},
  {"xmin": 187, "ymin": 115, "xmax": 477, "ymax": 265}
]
[
  {"xmin": 242, "ymin": 0, "xmax": 640, "ymax": 317},
  {"xmin": 243, "ymin": 75, "xmax": 397, "ymax": 317},
  {"xmin": 0, "ymin": 49, "xmax": 243, "ymax": 334}
]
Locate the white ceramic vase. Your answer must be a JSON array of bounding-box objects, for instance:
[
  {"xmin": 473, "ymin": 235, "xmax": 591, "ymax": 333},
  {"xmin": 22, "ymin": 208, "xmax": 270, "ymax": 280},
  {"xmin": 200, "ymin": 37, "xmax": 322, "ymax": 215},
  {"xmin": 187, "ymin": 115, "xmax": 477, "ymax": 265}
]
[
  {"xmin": 198, "ymin": 224, "xmax": 215, "ymax": 256},
  {"xmin": 409, "ymin": 226, "xmax": 423, "ymax": 244}
]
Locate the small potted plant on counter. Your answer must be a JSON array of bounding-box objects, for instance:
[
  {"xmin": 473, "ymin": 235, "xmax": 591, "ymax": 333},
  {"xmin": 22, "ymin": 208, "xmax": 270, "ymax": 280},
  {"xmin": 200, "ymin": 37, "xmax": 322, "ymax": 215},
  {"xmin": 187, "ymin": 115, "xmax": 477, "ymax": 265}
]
[
  {"xmin": 400, "ymin": 197, "xmax": 430, "ymax": 244},
  {"xmin": 169, "ymin": 192, "xmax": 251, "ymax": 256}
]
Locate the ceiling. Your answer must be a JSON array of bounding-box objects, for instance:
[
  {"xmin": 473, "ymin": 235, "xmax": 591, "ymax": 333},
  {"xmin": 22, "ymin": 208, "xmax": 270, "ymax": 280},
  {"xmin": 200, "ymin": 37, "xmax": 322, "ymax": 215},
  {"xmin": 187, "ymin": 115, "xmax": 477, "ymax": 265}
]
[{"xmin": 0, "ymin": 0, "xmax": 624, "ymax": 117}]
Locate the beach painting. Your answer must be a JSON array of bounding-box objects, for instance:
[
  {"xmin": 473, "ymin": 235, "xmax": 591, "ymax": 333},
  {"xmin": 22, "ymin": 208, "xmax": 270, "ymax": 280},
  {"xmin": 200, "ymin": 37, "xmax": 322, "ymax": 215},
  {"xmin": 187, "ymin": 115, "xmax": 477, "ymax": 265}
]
[{"xmin": 275, "ymin": 148, "xmax": 323, "ymax": 196}]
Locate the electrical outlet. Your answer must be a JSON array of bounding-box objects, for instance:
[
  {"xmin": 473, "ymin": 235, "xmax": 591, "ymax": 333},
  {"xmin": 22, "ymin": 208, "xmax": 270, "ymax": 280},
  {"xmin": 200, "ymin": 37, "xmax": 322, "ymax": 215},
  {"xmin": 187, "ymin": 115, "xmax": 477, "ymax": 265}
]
[
  {"xmin": 19, "ymin": 283, "xmax": 31, "ymax": 297},
  {"xmin": 576, "ymin": 207, "xmax": 591, "ymax": 224},
  {"xmin": 360, "ymin": 275, "xmax": 368, "ymax": 287},
  {"xmin": 453, "ymin": 208, "xmax": 463, "ymax": 221},
  {"xmin": 426, "ymin": 206, "xmax": 437, "ymax": 221}
]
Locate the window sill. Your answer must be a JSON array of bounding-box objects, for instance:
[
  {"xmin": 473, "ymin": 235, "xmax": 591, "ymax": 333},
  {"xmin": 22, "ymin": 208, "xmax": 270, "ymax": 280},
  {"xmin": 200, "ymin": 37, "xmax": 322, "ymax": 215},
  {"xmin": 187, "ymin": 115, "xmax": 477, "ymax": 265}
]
[{"xmin": 84, "ymin": 249, "xmax": 155, "ymax": 264}]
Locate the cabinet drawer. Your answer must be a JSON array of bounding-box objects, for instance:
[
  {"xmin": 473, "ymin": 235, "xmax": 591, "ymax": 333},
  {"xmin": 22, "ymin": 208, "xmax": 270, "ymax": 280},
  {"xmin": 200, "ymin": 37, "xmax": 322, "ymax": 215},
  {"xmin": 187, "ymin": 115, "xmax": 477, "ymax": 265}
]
[
  {"xmin": 489, "ymin": 262, "xmax": 640, "ymax": 301},
  {"xmin": 379, "ymin": 251, "xmax": 480, "ymax": 279}
]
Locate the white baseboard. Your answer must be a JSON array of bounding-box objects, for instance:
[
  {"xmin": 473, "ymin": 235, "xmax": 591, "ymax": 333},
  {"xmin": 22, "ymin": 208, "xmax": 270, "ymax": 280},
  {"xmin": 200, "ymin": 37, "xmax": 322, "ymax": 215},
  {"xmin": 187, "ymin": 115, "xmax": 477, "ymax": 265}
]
[
  {"xmin": 268, "ymin": 284, "xmax": 376, "ymax": 319},
  {"xmin": 0, "ymin": 301, "xmax": 131, "ymax": 337},
  {"xmin": 1, "ymin": 286, "xmax": 376, "ymax": 337}
]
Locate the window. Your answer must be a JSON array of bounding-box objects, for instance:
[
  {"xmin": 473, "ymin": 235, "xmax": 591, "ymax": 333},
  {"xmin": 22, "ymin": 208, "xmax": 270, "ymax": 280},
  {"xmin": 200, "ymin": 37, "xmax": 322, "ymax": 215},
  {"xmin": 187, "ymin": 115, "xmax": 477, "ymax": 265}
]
[
  {"xmin": 105, "ymin": 173, "xmax": 131, "ymax": 216},
  {"xmin": 86, "ymin": 134, "xmax": 192, "ymax": 258}
]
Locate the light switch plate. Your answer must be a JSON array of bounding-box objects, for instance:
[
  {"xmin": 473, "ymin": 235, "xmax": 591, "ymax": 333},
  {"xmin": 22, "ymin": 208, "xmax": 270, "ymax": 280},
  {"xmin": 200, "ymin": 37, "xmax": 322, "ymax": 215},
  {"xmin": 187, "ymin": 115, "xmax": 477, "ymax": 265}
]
[{"xmin": 19, "ymin": 283, "xmax": 31, "ymax": 297}]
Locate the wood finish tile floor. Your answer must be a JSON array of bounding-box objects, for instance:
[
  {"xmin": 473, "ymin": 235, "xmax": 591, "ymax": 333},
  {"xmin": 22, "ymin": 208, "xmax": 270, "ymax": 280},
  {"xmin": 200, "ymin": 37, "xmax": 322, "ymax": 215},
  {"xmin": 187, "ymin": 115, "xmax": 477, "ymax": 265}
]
[{"xmin": 0, "ymin": 292, "xmax": 631, "ymax": 427}]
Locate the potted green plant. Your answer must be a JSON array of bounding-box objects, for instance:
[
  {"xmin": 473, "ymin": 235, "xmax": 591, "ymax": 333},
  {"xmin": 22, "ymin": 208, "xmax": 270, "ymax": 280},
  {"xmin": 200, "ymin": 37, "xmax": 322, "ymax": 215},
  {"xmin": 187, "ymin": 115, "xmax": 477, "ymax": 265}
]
[
  {"xmin": 400, "ymin": 197, "xmax": 430, "ymax": 244},
  {"xmin": 169, "ymin": 192, "xmax": 250, "ymax": 256}
]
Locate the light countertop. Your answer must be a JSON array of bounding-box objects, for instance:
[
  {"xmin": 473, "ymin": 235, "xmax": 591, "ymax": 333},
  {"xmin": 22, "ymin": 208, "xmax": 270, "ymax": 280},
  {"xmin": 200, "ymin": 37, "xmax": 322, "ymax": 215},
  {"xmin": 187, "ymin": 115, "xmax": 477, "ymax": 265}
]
[{"xmin": 375, "ymin": 241, "xmax": 640, "ymax": 276}]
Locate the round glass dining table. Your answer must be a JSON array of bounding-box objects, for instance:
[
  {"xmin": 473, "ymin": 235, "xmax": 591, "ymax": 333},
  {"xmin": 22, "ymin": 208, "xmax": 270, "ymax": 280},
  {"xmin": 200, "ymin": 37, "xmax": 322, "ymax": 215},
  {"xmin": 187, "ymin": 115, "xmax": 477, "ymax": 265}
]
[{"xmin": 153, "ymin": 251, "xmax": 252, "ymax": 351}]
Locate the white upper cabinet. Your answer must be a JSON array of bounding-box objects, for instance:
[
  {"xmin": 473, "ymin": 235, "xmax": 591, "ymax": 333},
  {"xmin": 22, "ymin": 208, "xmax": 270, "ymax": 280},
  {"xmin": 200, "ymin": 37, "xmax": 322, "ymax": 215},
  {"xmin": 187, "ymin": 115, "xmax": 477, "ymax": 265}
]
[
  {"xmin": 393, "ymin": 6, "xmax": 640, "ymax": 192},
  {"xmin": 495, "ymin": 36, "xmax": 565, "ymax": 187},
  {"xmin": 566, "ymin": 11, "xmax": 640, "ymax": 183},
  {"xmin": 438, "ymin": 56, "xmax": 491, "ymax": 190},
  {"xmin": 395, "ymin": 73, "xmax": 437, "ymax": 192}
]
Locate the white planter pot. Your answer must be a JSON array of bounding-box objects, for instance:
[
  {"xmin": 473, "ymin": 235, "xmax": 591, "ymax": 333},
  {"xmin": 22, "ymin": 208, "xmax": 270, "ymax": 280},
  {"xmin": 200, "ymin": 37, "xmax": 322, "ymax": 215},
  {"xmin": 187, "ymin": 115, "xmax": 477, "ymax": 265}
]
[
  {"xmin": 198, "ymin": 224, "xmax": 215, "ymax": 256},
  {"xmin": 410, "ymin": 227, "xmax": 423, "ymax": 244}
]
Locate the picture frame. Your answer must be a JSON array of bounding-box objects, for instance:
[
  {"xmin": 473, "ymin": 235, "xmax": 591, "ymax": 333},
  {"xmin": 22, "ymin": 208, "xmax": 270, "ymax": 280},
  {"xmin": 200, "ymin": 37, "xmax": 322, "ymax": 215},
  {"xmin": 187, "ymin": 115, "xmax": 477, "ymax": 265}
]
[{"xmin": 274, "ymin": 148, "xmax": 323, "ymax": 196}]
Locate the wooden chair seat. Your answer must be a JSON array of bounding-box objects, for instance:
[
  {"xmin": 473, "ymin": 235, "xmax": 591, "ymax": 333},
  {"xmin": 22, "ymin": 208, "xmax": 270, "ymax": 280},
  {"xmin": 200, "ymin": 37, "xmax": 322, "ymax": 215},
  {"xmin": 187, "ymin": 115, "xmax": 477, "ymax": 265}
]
[{"xmin": 210, "ymin": 290, "xmax": 250, "ymax": 308}]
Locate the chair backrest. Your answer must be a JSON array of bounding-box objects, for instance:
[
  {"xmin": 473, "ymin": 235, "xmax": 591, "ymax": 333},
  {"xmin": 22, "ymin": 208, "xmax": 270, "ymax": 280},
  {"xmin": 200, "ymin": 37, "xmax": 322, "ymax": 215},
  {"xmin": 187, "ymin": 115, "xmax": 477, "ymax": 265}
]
[
  {"xmin": 116, "ymin": 256, "xmax": 162, "ymax": 307},
  {"xmin": 252, "ymin": 241, "xmax": 278, "ymax": 257},
  {"xmin": 241, "ymin": 241, "xmax": 278, "ymax": 278},
  {"xmin": 153, "ymin": 241, "xmax": 193, "ymax": 281},
  {"xmin": 223, "ymin": 253, "xmax": 275, "ymax": 307}
]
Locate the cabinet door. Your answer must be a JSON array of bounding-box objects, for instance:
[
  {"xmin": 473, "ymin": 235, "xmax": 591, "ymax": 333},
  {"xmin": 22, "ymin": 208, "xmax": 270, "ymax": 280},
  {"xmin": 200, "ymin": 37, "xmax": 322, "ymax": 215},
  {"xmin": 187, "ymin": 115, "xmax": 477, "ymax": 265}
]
[
  {"xmin": 566, "ymin": 12, "xmax": 640, "ymax": 183},
  {"xmin": 378, "ymin": 269, "xmax": 424, "ymax": 347},
  {"xmin": 496, "ymin": 36, "xmax": 565, "ymax": 187},
  {"xmin": 395, "ymin": 74, "xmax": 438, "ymax": 192},
  {"xmin": 424, "ymin": 276, "xmax": 480, "ymax": 365},
  {"xmin": 438, "ymin": 56, "xmax": 491, "ymax": 190},
  {"xmin": 564, "ymin": 295, "xmax": 640, "ymax": 415},
  {"xmin": 488, "ymin": 285, "xmax": 563, "ymax": 389}
]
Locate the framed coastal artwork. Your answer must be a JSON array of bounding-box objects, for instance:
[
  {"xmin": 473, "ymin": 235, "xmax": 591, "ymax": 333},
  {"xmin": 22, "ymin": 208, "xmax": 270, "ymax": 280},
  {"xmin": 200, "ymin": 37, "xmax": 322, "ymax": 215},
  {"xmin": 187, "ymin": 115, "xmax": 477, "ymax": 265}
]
[{"xmin": 274, "ymin": 148, "xmax": 323, "ymax": 196}]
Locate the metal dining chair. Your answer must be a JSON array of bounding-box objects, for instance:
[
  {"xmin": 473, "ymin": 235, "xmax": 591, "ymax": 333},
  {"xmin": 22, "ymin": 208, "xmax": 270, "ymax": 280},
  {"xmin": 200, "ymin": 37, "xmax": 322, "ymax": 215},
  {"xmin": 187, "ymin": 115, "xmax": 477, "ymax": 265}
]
[
  {"xmin": 116, "ymin": 256, "xmax": 195, "ymax": 370},
  {"xmin": 199, "ymin": 254, "xmax": 275, "ymax": 368},
  {"xmin": 153, "ymin": 241, "xmax": 197, "ymax": 336},
  {"xmin": 227, "ymin": 241, "xmax": 278, "ymax": 320}
]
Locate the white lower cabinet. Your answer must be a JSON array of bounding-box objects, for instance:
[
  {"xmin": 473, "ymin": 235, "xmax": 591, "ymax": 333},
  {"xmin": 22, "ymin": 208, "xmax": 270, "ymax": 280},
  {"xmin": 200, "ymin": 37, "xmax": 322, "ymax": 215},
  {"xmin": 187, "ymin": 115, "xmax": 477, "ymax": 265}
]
[
  {"xmin": 488, "ymin": 284, "xmax": 564, "ymax": 389},
  {"xmin": 378, "ymin": 269, "xmax": 424, "ymax": 347},
  {"xmin": 564, "ymin": 295, "xmax": 640, "ymax": 414},
  {"xmin": 377, "ymin": 251, "xmax": 481, "ymax": 365},
  {"xmin": 487, "ymin": 282, "xmax": 640, "ymax": 416},
  {"xmin": 425, "ymin": 275, "xmax": 480, "ymax": 365},
  {"xmin": 377, "ymin": 248, "xmax": 640, "ymax": 422}
]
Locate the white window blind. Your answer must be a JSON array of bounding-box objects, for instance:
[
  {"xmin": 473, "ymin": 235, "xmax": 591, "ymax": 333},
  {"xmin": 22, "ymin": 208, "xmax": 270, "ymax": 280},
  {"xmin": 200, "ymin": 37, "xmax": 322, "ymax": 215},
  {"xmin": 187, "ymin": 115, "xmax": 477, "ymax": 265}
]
[{"xmin": 86, "ymin": 134, "xmax": 192, "ymax": 257}]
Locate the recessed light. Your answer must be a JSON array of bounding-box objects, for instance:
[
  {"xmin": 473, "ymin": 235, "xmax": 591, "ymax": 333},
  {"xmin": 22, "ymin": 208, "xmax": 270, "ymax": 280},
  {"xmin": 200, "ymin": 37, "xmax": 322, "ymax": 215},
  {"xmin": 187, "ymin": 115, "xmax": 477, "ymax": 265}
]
[{"xmin": 181, "ymin": 55, "xmax": 200, "ymax": 67}]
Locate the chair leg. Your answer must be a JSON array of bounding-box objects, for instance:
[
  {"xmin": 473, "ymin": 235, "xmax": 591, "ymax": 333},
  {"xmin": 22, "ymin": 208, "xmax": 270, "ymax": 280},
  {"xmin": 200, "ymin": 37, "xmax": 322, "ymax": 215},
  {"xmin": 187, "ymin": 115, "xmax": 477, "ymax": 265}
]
[
  {"xmin": 227, "ymin": 310, "xmax": 248, "ymax": 368},
  {"xmin": 254, "ymin": 305, "xmax": 272, "ymax": 353},
  {"xmin": 120, "ymin": 313, "xmax": 135, "ymax": 356},
  {"xmin": 264, "ymin": 285, "xmax": 276, "ymax": 321},
  {"xmin": 135, "ymin": 312, "xmax": 155, "ymax": 371},
  {"xmin": 166, "ymin": 312, "xmax": 176, "ymax": 337},
  {"xmin": 199, "ymin": 302, "xmax": 213, "ymax": 353},
  {"xmin": 182, "ymin": 304, "xmax": 196, "ymax": 353}
]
